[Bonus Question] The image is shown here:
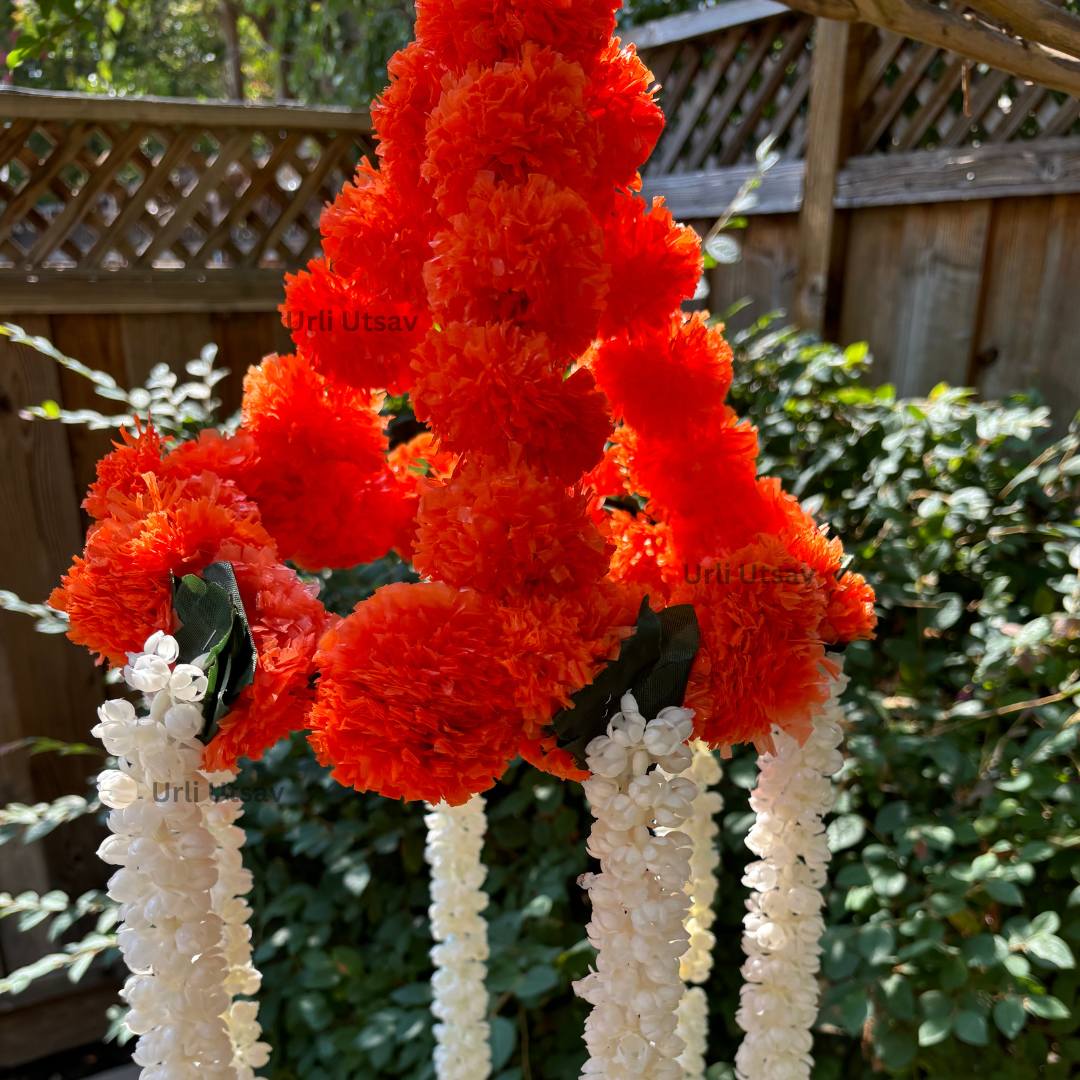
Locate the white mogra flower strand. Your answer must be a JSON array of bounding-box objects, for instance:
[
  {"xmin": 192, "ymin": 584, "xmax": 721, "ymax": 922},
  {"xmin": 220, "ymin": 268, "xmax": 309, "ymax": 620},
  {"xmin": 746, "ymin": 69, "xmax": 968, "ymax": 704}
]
[
  {"xmin": 95, "ymin": 631, "xmax": 267, "ymax": 1079},
  {"xmin": 203, "ymin": 774, "xmax": 270, "ymax": 1078},
  {"xmin": 673, "ymin": 741, "xmax": 723, "ymax": 1079},
  {"xmin": 735, "ymin": 660, "xmax": 847, "ymax": 1080},
  {"xmin": 575, "ymin": 694, "xmax": 697, "ymax": 1080},
  {"xmin": 424, "ymin": 795, "xmax": 492, "ymax": 1080}
]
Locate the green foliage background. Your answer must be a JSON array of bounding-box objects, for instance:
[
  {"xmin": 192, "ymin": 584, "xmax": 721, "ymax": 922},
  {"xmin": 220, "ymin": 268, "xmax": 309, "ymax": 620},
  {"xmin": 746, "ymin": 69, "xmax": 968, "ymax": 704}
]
[
  {"xmin": 217, "ymin": 322, "xmax": 1080, "ymax": 1079},
  {"xmin": 0, "ymin": 317, "xmax": 1078, "ymax": 1078}
]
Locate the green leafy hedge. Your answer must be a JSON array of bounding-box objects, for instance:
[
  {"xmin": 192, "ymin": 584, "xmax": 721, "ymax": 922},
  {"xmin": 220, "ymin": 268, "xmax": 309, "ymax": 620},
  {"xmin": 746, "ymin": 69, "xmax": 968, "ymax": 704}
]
[
  {"xmin": 225, "ymin": 320, "xmax": 1080, "ymax": 1078},
  {"xmin": 3, "ymin": 318, "xmax": 1077, "ymax": 1078}
]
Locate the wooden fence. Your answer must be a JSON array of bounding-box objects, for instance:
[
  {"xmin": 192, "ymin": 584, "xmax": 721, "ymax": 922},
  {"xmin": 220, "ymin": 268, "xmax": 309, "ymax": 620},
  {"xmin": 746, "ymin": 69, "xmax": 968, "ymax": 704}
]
[
  {"xmin": 2, "ymin": 4, "xmax": 1080, "ymax": 1065},
  {"xmin": 628, "ymin": 2, "xmax": 1080, "ymax": 406}
]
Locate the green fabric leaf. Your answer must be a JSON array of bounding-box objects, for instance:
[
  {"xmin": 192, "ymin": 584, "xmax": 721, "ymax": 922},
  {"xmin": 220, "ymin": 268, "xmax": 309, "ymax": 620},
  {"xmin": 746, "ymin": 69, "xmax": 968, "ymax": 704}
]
[
  {"xmin": 549, "ymin": 600, "xmax": 700, "ymax": 769},
  {"xmin": 172, "ymin": 562, "xmax": 257, "ymax": 737}
]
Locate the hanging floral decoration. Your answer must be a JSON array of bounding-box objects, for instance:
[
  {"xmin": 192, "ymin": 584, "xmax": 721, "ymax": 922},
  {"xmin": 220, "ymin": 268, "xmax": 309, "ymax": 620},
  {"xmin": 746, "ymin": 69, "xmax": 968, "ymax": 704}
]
[{"xmin": 49, "ymin": 0, "xmax": 879, "ymax": 1074}]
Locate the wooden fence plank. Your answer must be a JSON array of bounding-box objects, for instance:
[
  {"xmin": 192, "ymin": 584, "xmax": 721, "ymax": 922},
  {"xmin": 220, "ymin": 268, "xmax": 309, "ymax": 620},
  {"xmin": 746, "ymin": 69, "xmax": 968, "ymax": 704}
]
[
  {"xmin": 624, "ymin": 1, "xmax": 787, "ymax": 48},
  {"xmin": 840, "ymin": 201, "xmax": 992, "ymax": 393}
]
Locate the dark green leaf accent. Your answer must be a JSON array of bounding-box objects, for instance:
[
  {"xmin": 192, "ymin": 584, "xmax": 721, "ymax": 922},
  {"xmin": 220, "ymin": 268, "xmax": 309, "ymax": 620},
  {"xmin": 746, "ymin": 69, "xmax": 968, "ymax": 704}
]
[
  {"xmin": 549, "ymin": 599, "xmax": 700, "ymax": 769},
  {"xmin": 172, "ymin": 562, "xmax": 257, "ymax": 738}
]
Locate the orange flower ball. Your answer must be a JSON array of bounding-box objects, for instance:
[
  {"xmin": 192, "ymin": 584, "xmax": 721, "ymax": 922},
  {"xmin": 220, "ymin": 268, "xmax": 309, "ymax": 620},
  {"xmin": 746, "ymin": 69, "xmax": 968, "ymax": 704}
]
[
  {"xmin": 371, "ymin": 41, "xmax": 449, "ymax": 195},
  {"xmin": 308, "ymin": 581, "xmax": 522, "ymax": 804},
  {"xmin": 320, "ymin": 164, "xmax": 430, "ymax": 305},
  {"xmin": 588, "ymin": 41, "xmax": 665, "ymax": 192},
  {"xmin": 411, "ymin": 322, "xmax": 611, "ymax": 482},
  {"xmin": 234, "ymin": 353, "xmax": 411, "ymax": 570},
  {"xmin": 82, "ymin": 424, "xmax": 167, "ymax": 521},
  {"xmin": 591, "ymin": 313, "xmax": 733, "ymax": 440},
  {"xmin": 204, "ymin": 560, "xmax": 334, "ymax": 773},
  {"xmin": 414, "ymin": 0, "xmax": 620, "ymax": 69},
  {"xmin": 497, "ymin": 581, "xmax": 639, "ymax": 734},
  {"xmin": 675, "ymin": 536, "xmax": 830, "ymax": 753},
  {"xmin": 50, "ymin": 479, "xmax": 274, "ymax": 667},
  {"xmin": 281, "ymin": 257, "xmax": 426, "ymax": 393},
  {"xmin": 599, "ymin": 196, "xmax": 702, "ymax": 337},
  {"xmin": 414, "ymin": 456, "xmax": 610, "ymax": 600},
  {"xmin": 424, "ymin": 174, "xmax": 608, "ymax": 356},
  {"xmin": 423, "ymin": 45, "xmax": 595, "ymax": 216}
]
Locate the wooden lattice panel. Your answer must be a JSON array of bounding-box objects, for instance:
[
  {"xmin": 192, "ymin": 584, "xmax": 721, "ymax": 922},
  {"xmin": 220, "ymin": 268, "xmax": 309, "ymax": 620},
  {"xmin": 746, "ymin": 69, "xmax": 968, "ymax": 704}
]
[
  {"xmin": 0, "ymin": 101, "xmax": 374, "ymax": 274},
  {"xmin": 855, "ymin": 24, "xmax": 1080, "ymax": 154},
  {"xmin": 640, "ymin": 12, "xmax": 815, "ymax": 175}
]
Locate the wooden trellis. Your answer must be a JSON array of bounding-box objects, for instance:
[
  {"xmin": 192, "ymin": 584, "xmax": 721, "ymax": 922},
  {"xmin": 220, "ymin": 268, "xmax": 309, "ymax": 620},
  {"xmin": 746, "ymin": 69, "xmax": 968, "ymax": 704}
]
[{"xmin": 0, "ymin": 89, "xmax": 373, "ymax": 310}]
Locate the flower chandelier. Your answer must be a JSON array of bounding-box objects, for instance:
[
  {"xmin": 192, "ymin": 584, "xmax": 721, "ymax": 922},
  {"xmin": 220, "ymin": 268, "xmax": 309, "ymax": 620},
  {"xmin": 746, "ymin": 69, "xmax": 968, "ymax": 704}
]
[{"xmin": 50, "ymin": 1, "xmax": 876, "ymax": 1076}]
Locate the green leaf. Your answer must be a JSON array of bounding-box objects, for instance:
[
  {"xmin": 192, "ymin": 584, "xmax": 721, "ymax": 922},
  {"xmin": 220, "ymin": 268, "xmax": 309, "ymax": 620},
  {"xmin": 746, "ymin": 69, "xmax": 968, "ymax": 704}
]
[
  {"xmin": 489, "ymin": 1015, "xmax": 516, "ymax": 1072},
  {"xmin": 1027, "ymin": 934, "xmax": 1076, "ymax": 969},
  {"xmin": 550, "ymin": 600, "xmax": 699, "ymax": 768},
  {"xmin": 173, "ymin": 562, "xmax": 257, "ymax": 734},
  {"xmin": 993, "ymin": 996, "xmax": 1027, "ymax": 1039},
  {"xmin": 1025, "ymin": 995, "xmax": 1070, "ymax": 1020},
  {"xmin": 875, "ymin": 1026, "xmax": 917, "ymax": 1070},
  {"xmin": 985, "ymin": 879, "xmax": 1024, "ymax": 905},
  {"xmin": 955, "ymin": 1009, "xmax": 989, "ymax": 1046},
  {"xmin": 827, "ymin": 814, "xmax": 866, "ymax": 852}
]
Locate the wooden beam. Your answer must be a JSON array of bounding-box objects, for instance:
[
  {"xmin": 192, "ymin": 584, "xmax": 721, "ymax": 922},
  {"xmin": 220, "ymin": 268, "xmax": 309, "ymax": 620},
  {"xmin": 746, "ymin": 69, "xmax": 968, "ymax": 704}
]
[
  {"xmin": 836, "ymin": 138, "xmax": 1080, "ymax": 207},
  {"xmin": 0, "ymin": 269, "xmax": 285, "ymax": 312},
  {"xmin": 793, "ymin": 18, "xmax": 866, "ymax": 335},
  {"xmin": 623, "ymin": 1, "xmax": 788, "ymax": 49},
  {"xmin": 0, "ymin": 86, "xmax": 373, "ymax": 132},
  {"xmin": 966, "ymin": 0, "xmax": 1080, "ymax": 64},
  {"xmin": 781, "ymin": 0, "xmax": 1080, "ymax": 97},
  {"xmin": 643, "ymin": 138, "xmax": 1080, "ymax": 219},
  {"xmin": 642, "ymin": 161, "xmax": 806, "ymax": 217}
]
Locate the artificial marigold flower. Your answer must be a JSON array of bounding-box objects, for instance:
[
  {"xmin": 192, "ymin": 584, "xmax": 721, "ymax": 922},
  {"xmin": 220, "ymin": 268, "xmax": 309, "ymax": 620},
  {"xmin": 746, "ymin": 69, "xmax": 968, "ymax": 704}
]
[
  {"xmin": 414, "ymin": 0, "xmax": 620, "ymax": 69},
  {"xmin": 497, "ymin": 581, "xmax": 639, "ymax": 734},
  {"xmin": 370, "ymin": 41, "xmax": 449, "ymax": 195},
  {"xmin": 630, "ymin": 407, "xmax": 767, "ymax": 561},
  {"xmin": 422, "ymin": 45, "xmax": 595, "ymax": 216},
  {"xmin": 414, "ymin": 455, "xmax": 610, "ymax": 600},
  {"xmin": 281, "ymin": 257, "xmax": 426, "ymax": 393},
  {"xmin": 411, "ymin": 322, "xmax": 611, "ymax": 482},
  {"xmin": 308, "ymin": 581, "xmax": 522, "ymax": 804},
  {"xmin": 605, "ymin": 509, "xmax": 681, "ymax": 601},
  {"xmin": 320, "ymin": 163, "xmax": 430, "ymax": 305},
  {"xmin": 588, "ymin": 41, "xmax": 665, "ymax": 192},
  {"xmin": 161, "ymin": 428, "xmax": 256, "ymax": 492},
  {"xmin": 675, "ymin": 536, "xmax": 830, "ymax": 753},
  {"xmin": 590, "ymin": 313, "xmax": 733, "ymax": 440},
  {"xmin": 204, "ymin": 560, "xmax": 333, "ymax": 773},
  {"xmin": 50, "ymin": 478, "xmax": 274, "ymax": 667},
  {"xmin": 83, "ymin": 423, "xmax": 166, "ymax": 520},
  {"xmin": 424, "ymin": 173, "xmax": 609, "ymax": 355},
  {"xmin": 822, "ymin": 570, "xmax": 877, "ymax": 643},
  {"xmin": 598, "ymin": 196, "xmax": 702, "ymax": 336},
  {"xmin": 235, "ymin": 353, "xmax": 410, "ymax": 570}
]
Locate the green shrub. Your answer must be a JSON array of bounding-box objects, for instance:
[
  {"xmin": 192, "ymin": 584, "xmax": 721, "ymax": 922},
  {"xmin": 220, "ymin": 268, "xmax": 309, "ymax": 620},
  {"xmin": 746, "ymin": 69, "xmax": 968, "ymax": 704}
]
[{"xmin": 3, "ymin": 319, "xmax": 1078, "ymax": 1077}]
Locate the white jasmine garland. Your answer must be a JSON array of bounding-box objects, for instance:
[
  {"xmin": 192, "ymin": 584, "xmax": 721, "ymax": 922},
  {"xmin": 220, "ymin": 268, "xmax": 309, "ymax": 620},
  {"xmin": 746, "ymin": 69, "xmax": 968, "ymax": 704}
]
[
  {"xmin": 424, "ymin": 795, "xmax": 492, "ymax": 1080},
  {"xmin": 203, "ymin": 774, "xmax": 270, "ymax": 1077},
  {"xmin": 94, "ymin": 631, "xmax": 267, "ymax": 1079},
  {"xmin": 671, "ymin": 741, "xmax": 723, "ymax": 1079},
  {"xmin": 735, "ymin": 660, "xmax": 847, "ymax": 1080},
  {"xmin": 575, "ymin": 694, "xmax": 697, "ymax": 1080}
]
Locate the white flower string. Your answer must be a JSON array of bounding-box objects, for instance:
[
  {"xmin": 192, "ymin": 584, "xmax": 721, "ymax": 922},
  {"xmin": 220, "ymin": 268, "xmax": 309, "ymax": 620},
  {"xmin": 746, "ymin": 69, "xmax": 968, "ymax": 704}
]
[
  {"xmin": 94, "ymin": 631, "xmax": 267, "ymax": 1079},
  {"xmin": 672, "ymin": 741, "xmax": 723, "ymax": 1079},
  {"xmin": 735, "ymin": 660, "xmax": 847, "ymax": 1080},
  {"xmin": 575, "ymin": 694, "xmax": 697, "ymax": 1080},
  {"xmin": 203, "ymin": 774, "xmax": 270, "ymax": 1078},
  {"xmin": 424, "ymin": 795, "xmax": 492, "ymax": 1080}
]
